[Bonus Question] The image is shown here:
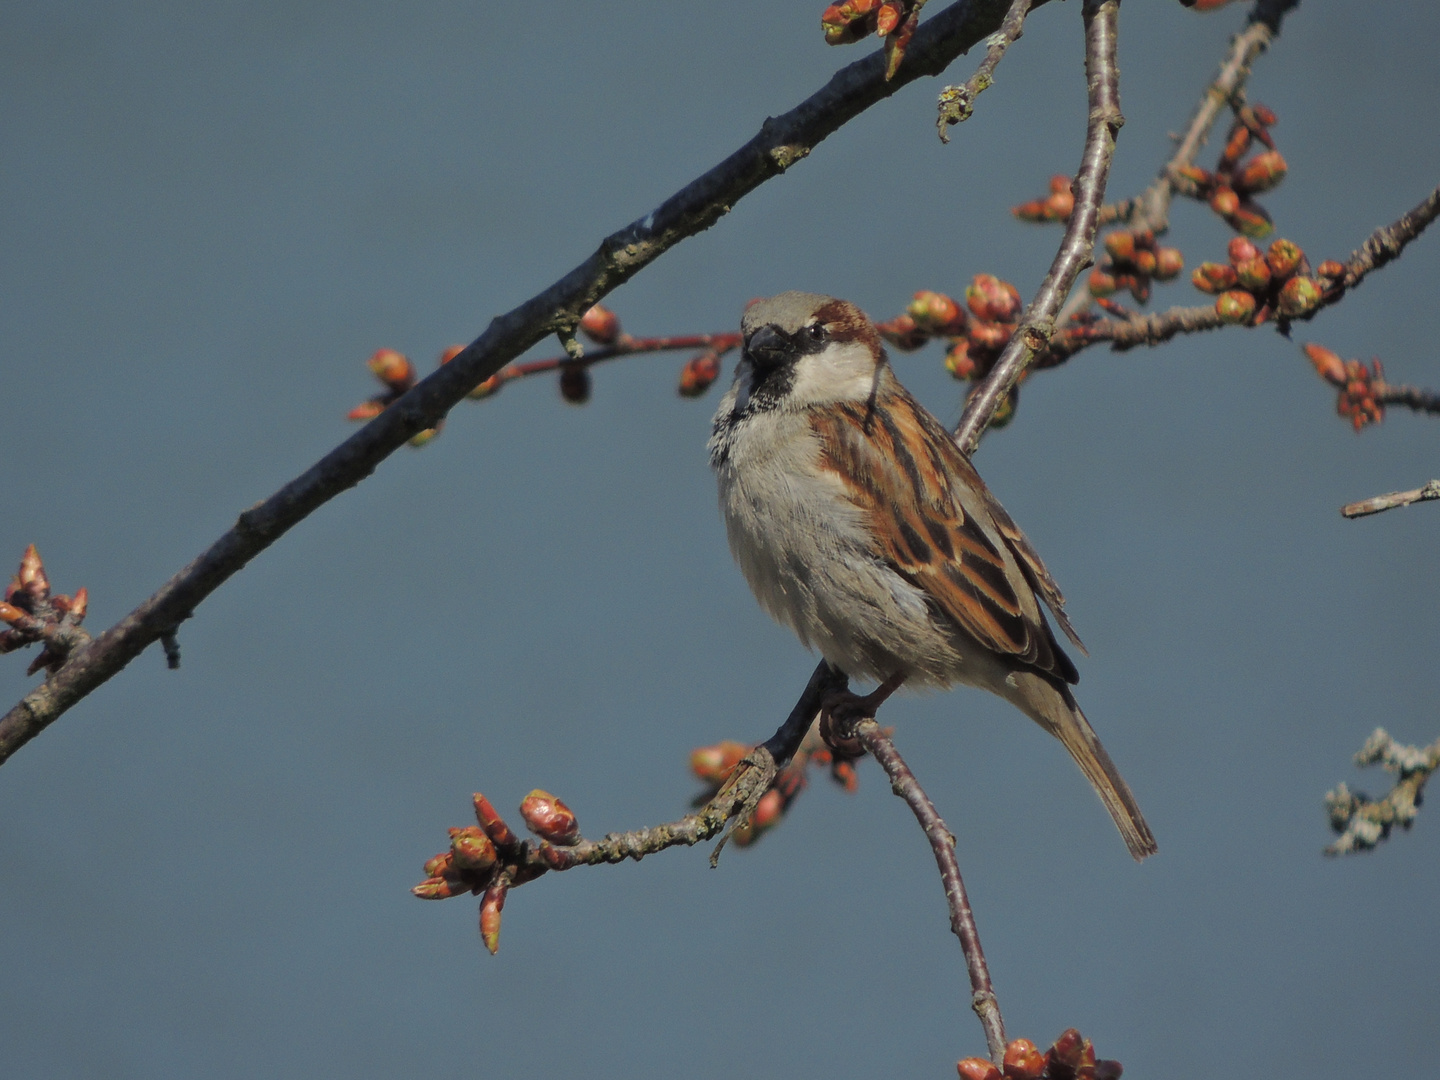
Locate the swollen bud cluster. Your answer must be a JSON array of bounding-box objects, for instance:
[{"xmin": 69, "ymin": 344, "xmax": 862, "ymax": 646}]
[
  {"xmin": 412, "ymin": 789, "xmax": 585, "ymax": 954},
  {"xmin": 819, "ymin": 0, "xmax": 920, "ymax": 79},
  {"xmin": 1088, "ymin": 228, "xmax": 1184, "ymax": 305},
  {"xmin": 1012, "ymin": 176, "xmax": 1076, "ymax": 224},
  {"xmin": 957, "ymin": 1031, "xmax": 1123, "ymax": 1080},
  {"xmin": 1303, "ymin": 343, "xmax": 1387, "ymax": 431},
  {"xmin": 0, "ymin": 545, "xmax": 90, "ymax": 676},
  {"xmin": 1174, "ymin": 104, "xmax": 1285, "ymax": 238},
  {"xmin": 1191, "ymin": 236, "xmax": 1332, "ymax": 326},
  {"xmin": 689, "ymin": 730, "xmax": 861, "ymax": 847},
  {"xmin": 875, "ymin": 275, "xmax": 1025, "ymax": 428}
]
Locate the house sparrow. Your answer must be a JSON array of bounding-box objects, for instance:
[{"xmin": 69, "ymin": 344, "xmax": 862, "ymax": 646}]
[{"xmin": 709, "ymin": 292, "xmax": 1156, "ymax": 861}]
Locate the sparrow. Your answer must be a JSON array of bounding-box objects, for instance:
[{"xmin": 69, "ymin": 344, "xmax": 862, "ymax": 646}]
[{"xmin": 708, "ymin": 292, "xmax": 1156, "ymax": 860}]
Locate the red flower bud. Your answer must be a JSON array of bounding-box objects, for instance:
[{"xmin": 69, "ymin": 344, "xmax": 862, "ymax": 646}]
[
  {"xmin": 479, "ymin": 882, "xmax": 506, "ymax": 954},
  {"xmin": 945, "ymin": 341, "xmax": 977, "ymax": 380},
  {"xmin": 367, "ymin": 349, "xmax": 415, "ymax": 393},
  {"xmin": 967, "ymin": 321, "xmax": 1013, "ymax": 353},
  {"xmin": 17, "ymin": 545, "xmax": 48, "ymax": 601},
  {"xmin": 1303, "ymin": 343, "xmax": 1347, "ymax": 384},
  {"xmin": 407, "ymin": 426, "xmax": 441, "ymax": 448},
  {"xmin": 1012, "ymin": 198, "xmax": 1048, "ymax": 223},
  {"xmin": 559, "ymin": 365, "xmax": 592, "ymax": 404},
  {"xmin": 1234, "ymin": 257, "xmax": 1271, "ymax": 292},
  {"xmin": 1103, "ymin": 231, "xmax": 1137, "ymax": 263},
  {"xmin": 875, "ymin": 313, "xmax": 930, "ymax": 351},
  {"xmin": 467, "ymin": 374, "xmax": 503, "ymax": 400},
  {"xmin": 957, "ymin": 1058, "xmax": 1002, "ymax": 1080},
  {"xmin": 690, "ymin": 741, "xmax": 749, "ymax": 783},
  {"xmin": 450, "ymin": 826, "xmax": 499, "ymax": 871},
  {"xmin": 423, "ymin": 851, "xmax": 455, "ymax": 877},
  {"xmin": 678, "ymin": 352, "xmax": 723, "ymax": 398},
  {"xmin": 0, "ymin": 602, "xmax": 28, "ymax": 627},
  {"xmin": 1265, "ymin": 238, "xmax": 1304, "ymax": 281},
  {"xmin": 1209, "ymin": 186, "xmax": 1240, "ymax": 217},
  {"xmin": 578, "ymin": 304, "xmax": 621, "ymax": 345},
  {"xmin": 1049, "ymin": 174, "xmax": 1072, "ymax": 194},
  {"xmin": 1219, "ymin": 125, "xmax": 1251, "ymax": 170},
  {"xmin": 751, "ymin": 788, "xmax": 784, "ymax": 830},
  {"xmin": 1130, "ymin": 249, "xmax": 1157, "ymax": 277},
  {"xmin": 1277, "ymin": 275, "xmax": 1322, "ymax": 316},
  {"xmin": 1229, "ymin": 199, "xmax": 1274, "ymax": 239},
  {"xmin": 908, "ymin": 291, "xmax": 967, "ymax": 335},
  {"xmin": 1153, "ymin": 247, "xmax": 1184, "ymax": 281},
  {"xmin": 1215, "ymin": 289, "xmax": 1257, "ymax": 324},
  {"xmin": 1235, "ymin": 150, "xmax": 1287, "ymax": 193},
  {"xmin": 439, "ymin": 345, "xmax": 465, "ymax": 365},
  {"xmin": 519, "ymin": 789, "xmax": 580, "ymax": 845},
  {"xmin": 1227, "ymin": 237, "xmax": 1260, "ymax": 265},
  {"xmin": 966, "ymin": 274, "xmax": 1022, "ymax": 323},
  {"xmin": 347, "ymin": 400, "xmax": 386, "ymax": 421},
  {"xmin": 875, "ymin": 1, "xmax": 904, "ymax": 36},
  {"xmin": 412, "ymin": 875, "xmax": 470, "ymax": 900},
  {"xmin": 1317, "ymin": 259, "xmax": 1346, "ymax": 279},
  {"xmin": 473, "ymin": 793, "xmax": 519, "ymax": 848},
  {"xmin": 1191, "ymin": 261, "xmax": 1237, "ymax": 293},
  {"xmin": 1087, "ymin": 269, "xmax": 1119, "ymax": 298},
  {"xmin": 1042, "ymin": 189, "xmax": 1074, "ymax": 221},
  {"xmin": 1004, "ymin": 1039, "xmax": 1047, "ymax": 1080}
]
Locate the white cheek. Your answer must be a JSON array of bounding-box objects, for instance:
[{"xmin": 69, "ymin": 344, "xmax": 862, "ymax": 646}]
[{"xmin": 787, "ymin": 341, "xmax": 879, "ymax": 407}]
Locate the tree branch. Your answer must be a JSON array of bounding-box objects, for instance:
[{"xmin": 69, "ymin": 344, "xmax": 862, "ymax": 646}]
[
  {"xmin": 1324, "ymin": 728, "xmax": 1440, "ymax": 854},
  {"xmin": 0, "ymin": 0, "xmax": 1050, "ymax": 767},
  {"xmin": 936, "ymin": 0, "xmax": 1034, "ymax": 141},
  {"xmin": 1341, "ymin": 479, "xmax": 1440, "ymax": 520},
  {"xmin": 956, "ymin": 0, "xmax": 1122, "ymax": 453}
]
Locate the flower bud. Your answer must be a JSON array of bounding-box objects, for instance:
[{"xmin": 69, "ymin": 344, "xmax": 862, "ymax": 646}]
[
  {"xmin": 407, "ymin": 426, "xmax": 441, "ymax": 448},
  {"xmin": 690, "ymin": 740, "xmax": 750, "ymax": 783},
  {"xmin": 467, "ymin": 374, "xmax": 503, "ymax": 400},
  {"xmin": 957, "ymin": 1058, "xmax": 1002, "ymax": 1080},
  {"xmin": 1049, "ymin": 174, "xmax": 1072, "ymax": 194},
  {"xmin": 479, "ymin": 882, "xmax": 506, "ymax": 954},
  {"xmin": 1103, "ymin": 231, "xmax": 1136, "ymax": 262},
  {"xmin": 875, "ymin": 1, "xmax": 904, "ymax": 36},
  {"xmin": 346, "ymin": 400, "xmax": 386, "ymax": 421},
  {"xmin": 1131, "ymin": 249, "xmax": 1157, "ymax": 277},
  {"xmin": 1012, "ymin": 198, "xmax": 1048, "ymax": 223},
  {"xmin": 1277, "ymin": 275, "xmax": 1322, "ymax": 316},
  {"xmin": 1175, "ymin": 164, "xmax": 1211, "ymax": 185},
  {"xmin": 1236, "ymin": 150, "xmax": 1287, "ymax": 193},
  {"xmin": 1004, "ymin": 1039, "xmax": 1047, "ymax": 1080},
  {"xmin": 945, "ymin": 341, "xmax": 977, "ymax": 380},
  {"xmin": 1234, "ymin": 257, "xmax": 1271, "ymax": 292},
  {"xmin": 67, "ymin": 587, "xmax": 89, "ymax": 621},
  {"xmin": 1208, "ymin": 187, "xmax": 1240, "ymax": 217},
  {"xmin": 439, "ymin": 345, "xmax": 465, "ymax": 365},
  {"xmin": 17, "ymin": 545, "xmax": 48, "ymax": 601},
  {"xmin": 1042, "ymin": 190, "xmax": 1074, "ymax": 221},
  {"xmin": 1215, "ymin": 289, "xmax": 1257, "ymax": 324},
  {"xmin": 1227, "ymin": 237, "xmax": 1260, "ymax": 266},
  {"xmin": 519, "ymin": 789, "xmax": 580, "ymax": 845},
  {"xmin": 1229, "ymin": 200, "xmax": 1274, "ymax": 238},
  {"xmin": 1303, "ymin": 343, "xmax": 1347, "ymax": 384},
  {"xmin": 0, "ymin": 602, "xmax": 28, "ymax": 627},
  {"xmin": 450, "ymin": 826, "xmax": 499, "ymax": 871},
  {"xmin": 908, "ymin": 291, "xmax": 966, "ymax": 335},
  {"xmin": 412, "ymin": 875, "xmax": 470, "ymax": 900},
  {"xmin": 1191, "ymin": 262, "xmax": 1237, "ymax": 293},
  {"xmin": 1317, "ymin": 259, "xmax": 1345, "ymax": 279},
  {"xmin": 578, "ymin": 304, "xmax": 621, "ymax": 345},
  {"xmin": 559, "ymin": 365, "xmax": 592, "ymax": 405},
  {"xmin": 1047, "ymin": 1029, "xmax": 1092, "ymax": 1079},
  {"xmin": 1265, "ymin": 238, "xmax": 1304, "ymax": 280},
  {"xmin": 967, "ymin": 321, "xmax": 1013, "ymax": 353},
  {"xmin": 966, "ymin": 274, "xmax": 1022, "ymax": 322},
  {"xmin": 423, "ymin": 851, "xmax": 455, "ymax": 877},
  {"xmin": 367, "ymin": 349, "xmax": 415, "ymax": 393},
  {"xmin": 876, "ymin": 313, "xmax": 930, "ymax": 351},
  {"xmin": 1219, "ymin": 125, "xmax": 1251, "ymax": 170},
  {"xmin": 751, "ymin": 788, "xmax": 784, "ymax": 830},
  {"xmin": 1153, "ymin": 247, "xmax": 1184, "ymax": 281},
  {"xmin": 1087, "ymin": 269, "xmax": 1119, "ymax": 297},
  {"xmin": 678, "ymin": 352, "xmax": 722, "ymax": 398},
  {"xmin": 473, "ymin": 793, "xmax": 519, "ymax": 848}
]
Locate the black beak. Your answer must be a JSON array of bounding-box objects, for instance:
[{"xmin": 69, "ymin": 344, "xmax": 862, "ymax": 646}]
[{"xmin": 744, "ymin": 325, "xmax": 790, "ymax": 370}]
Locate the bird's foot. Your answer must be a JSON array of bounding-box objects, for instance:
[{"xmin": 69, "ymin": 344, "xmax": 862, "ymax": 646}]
[{"xmin": 819, "ymin": 672, "xmax": 905, "ymax": 755}]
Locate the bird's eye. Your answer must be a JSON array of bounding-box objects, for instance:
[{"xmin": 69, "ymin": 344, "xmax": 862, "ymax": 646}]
[{"xmin": 805, "ymin": 323, "xmax": 827, "ymax": 342}]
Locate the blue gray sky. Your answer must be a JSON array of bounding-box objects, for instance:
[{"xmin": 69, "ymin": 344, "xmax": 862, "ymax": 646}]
[{"xmin": 2, "ymin": 4, "xmax": 1437, "ymax": 1078}]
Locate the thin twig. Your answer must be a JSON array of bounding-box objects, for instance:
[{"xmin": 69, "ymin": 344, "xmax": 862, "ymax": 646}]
[
  {"xmin": 494, "ymin": 333, "xmax": 740, "ymax": 385},
  {"xmin": 936, "ymin": 0, "xmax": 1033, "ymax": 141},
  {"xmin": 1375, "ymin": 381, "xmax": 1440, "ymax": 416},
  {"xmin": 851, "ymin": 719, "xmax": 1006, "ymax": 1064},
  {"xmin": 1324, "ymin": 728, "xmax": 1440, "ymax": 854},
  {"xmin": 1304, "ymin": 184, "xmax": 1440, "ymax": 321},
  {"xmin": 955, "ymin": 0, "xmax": 1122, "ymax": 454},
  {"xmin": 0, "ymin": 0, "xmax": 1047, "ymax": 767},
  {"xmin": 1122, "ymin": 0, "xmax": 1297, "ymax": 236},
  {"xmin": 1341, "ymin": 479, "xmax": 1440, "ymax": 520}
]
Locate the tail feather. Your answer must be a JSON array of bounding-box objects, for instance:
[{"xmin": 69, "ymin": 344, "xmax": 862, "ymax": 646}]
[{"xmin": 1006, "ymin": 671, "xmax": 1158, "ymax": 861}]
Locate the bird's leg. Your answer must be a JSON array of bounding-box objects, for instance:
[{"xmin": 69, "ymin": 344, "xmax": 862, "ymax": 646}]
[{"xmin": 819, "ymin": 671, "xmax": 905, "ymax": 754}]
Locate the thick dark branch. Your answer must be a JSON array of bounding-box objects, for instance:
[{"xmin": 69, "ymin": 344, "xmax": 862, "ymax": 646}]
[
  {"xmin": 956, "ymin": 0, "xmax": 1122, "ymax": 453},
  {"xmin": 0, "ymin": 0, "xmax": 1046, "ymax": 767},
  {"xmin": 851, "ymin": 719, "xmax": 1005, "ymax": 1064}
]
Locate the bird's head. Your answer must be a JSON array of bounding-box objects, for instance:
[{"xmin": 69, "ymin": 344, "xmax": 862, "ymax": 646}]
[{"xmin": 735, "ymin": 292, "xmax": 885, "ymax": 411}]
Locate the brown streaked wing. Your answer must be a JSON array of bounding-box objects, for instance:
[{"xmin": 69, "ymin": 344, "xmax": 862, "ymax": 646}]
[{"xmin": 811, "ymin": 379, "xmax": 1072, "ymax": 681}]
